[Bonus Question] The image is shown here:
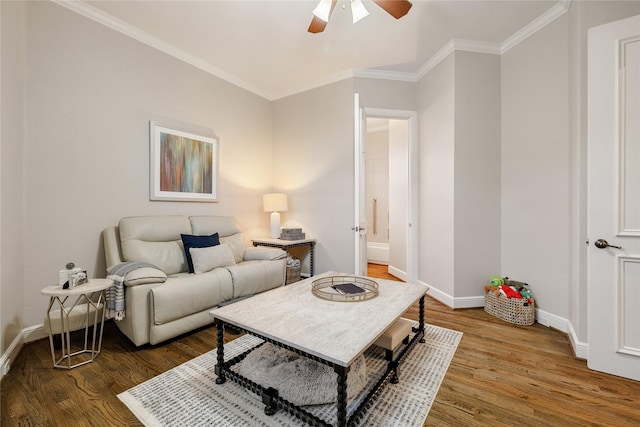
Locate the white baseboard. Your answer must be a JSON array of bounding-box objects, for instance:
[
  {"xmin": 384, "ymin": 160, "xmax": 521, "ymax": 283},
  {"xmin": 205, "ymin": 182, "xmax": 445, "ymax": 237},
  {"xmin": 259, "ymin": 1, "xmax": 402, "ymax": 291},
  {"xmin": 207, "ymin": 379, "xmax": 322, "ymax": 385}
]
[
  {"xmin": 422, "ymin": 283, "xmax": 453, "ymax": 308},
  {"xmin": 423, "ymin": 283, "xmax": 587, "ymax": 359},
  {"xmin": 1, "ymin": 324, "xmax": 47, "ymax": 380},
  {"xmin": 422, "ymin": 282, "xmax": 484, "ymax": 309},
  {"xmin": 23, "ymin": 324, "xmax": 48, "ymax": 343},
  {"xmin": 387, "ymin": 265, "xmax": 407, "ymax": 282},
  {"xmin": 535, "ymin": 308, "xmax": 566, "ymax": 331},
  {"xmin": 567, "ymin": 321, "xmax": 588, "ymax": 360},
  {"xmin": 536, "ymin": 309, "xmax": 588, "ymax": 359},
  {"xmin": 1, "ymin": 332, "xmax": 23, "ymax": 378}
]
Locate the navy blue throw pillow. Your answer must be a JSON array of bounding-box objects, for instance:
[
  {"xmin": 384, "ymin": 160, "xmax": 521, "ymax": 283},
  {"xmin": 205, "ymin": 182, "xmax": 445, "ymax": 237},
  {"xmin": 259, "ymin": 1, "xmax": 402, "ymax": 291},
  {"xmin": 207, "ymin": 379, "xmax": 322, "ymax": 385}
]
[{"xmin": 181, "ymin": 233, "xmax": 220, "ymax": 273}]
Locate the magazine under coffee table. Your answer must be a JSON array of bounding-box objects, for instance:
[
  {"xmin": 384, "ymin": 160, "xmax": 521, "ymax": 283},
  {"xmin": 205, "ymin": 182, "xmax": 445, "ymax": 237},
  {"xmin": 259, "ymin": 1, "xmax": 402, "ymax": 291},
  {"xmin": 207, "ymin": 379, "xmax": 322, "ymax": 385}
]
[{"xmin": 210, "ymin": 272, "xmax": 429, "ymax": 427}]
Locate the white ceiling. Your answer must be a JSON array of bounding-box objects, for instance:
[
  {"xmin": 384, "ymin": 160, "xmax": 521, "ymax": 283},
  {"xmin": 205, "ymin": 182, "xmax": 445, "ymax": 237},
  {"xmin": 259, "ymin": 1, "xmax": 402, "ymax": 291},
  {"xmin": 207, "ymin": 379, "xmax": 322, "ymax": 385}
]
[{"xmin": 64, "ymin": 0, "xmax": 565, "ymax": 100}]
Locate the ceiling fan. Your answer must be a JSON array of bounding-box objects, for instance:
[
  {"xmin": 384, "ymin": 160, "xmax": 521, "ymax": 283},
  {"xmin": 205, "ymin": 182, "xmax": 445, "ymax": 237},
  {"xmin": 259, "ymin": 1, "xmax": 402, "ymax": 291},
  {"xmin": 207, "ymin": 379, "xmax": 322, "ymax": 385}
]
[{"xmin": 308, "ymin": 0, "xmax": 413, "ymax": 34}]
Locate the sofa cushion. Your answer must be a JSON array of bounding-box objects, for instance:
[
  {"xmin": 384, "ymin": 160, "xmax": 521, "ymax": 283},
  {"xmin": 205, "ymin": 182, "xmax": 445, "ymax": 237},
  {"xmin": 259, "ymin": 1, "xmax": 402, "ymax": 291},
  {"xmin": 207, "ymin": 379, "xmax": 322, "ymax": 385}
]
[
  {"xmin": 181, "ymin": 233, "xmax": 220, "ymax": 273},
  {"xmin": 226, "ymin": 260, "xmax": 285, "ymax": 299},
  {"xmin": 189, "ymin": 215, "xmax": 241, "ymax": 237},
  {"xmin": 190, "ymin": 216, "xmax": 247, "ymax": 263},
  {"xmin": 119, "ymin": 216, "xmax": 191, "ymax": 275},
  {"xmin": 124, "ymin": 267, "xmax": 167, "ymax": 286},
  {"xmin": 190, "ymin": 244, "xmax": 236, "ymax": 274},
  {"xmin": 151, "ymin": 269, "xmax": 233, "ymax": 325},
  {"xmin": 220, "ymin": 233, "xmax": 246, "ymax": 264}
]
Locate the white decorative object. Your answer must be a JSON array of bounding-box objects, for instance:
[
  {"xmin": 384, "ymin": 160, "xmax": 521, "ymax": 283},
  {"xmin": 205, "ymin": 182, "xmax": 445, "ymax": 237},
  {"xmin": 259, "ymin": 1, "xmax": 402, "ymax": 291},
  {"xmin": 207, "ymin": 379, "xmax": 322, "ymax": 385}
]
[
  {"xmin": 59, "ymin": 262, "xmax": 82, "ymax": 288},
  {"xmin": 263, "ymin": 193, "xmax": 288, "ymax": 238}
]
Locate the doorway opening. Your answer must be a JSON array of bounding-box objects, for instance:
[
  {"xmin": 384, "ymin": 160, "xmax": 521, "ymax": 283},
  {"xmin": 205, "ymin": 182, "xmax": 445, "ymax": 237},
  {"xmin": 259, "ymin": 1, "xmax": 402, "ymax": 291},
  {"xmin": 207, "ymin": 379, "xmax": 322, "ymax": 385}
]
[{"xmin": 363, "ymin": 110, "xmax": 417, "ymax": 283}]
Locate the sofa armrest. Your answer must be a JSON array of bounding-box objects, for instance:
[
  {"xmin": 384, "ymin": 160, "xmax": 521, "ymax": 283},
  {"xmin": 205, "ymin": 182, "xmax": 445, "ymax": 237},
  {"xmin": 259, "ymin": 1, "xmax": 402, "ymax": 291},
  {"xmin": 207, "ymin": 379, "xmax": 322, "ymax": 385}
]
[
  {"xmin": 124, "ymin": 267, "xmax": 167, "ymax": 287},
  {"xmin": 243, "ymin": 247, "xmax": 286, "ymax": 262}
]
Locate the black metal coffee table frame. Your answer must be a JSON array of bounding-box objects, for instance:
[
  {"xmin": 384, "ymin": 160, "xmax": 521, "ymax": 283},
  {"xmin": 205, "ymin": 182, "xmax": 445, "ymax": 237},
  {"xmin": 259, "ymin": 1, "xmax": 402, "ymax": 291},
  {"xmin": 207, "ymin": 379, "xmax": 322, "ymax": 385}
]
[{"xmin": 214, "ymin": 296, "xmax": 426, "ymax": 427}]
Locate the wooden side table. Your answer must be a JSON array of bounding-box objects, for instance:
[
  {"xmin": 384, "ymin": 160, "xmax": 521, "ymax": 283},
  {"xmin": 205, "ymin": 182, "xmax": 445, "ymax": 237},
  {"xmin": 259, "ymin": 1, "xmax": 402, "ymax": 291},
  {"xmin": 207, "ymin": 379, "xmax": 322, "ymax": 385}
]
[
  {"xmin": 41, "ymin": 278, "xmax": 112, "ymax": 369},
  {"xmin": 252, "ymin": 238, "xmax": 317, "ymax": 278}
]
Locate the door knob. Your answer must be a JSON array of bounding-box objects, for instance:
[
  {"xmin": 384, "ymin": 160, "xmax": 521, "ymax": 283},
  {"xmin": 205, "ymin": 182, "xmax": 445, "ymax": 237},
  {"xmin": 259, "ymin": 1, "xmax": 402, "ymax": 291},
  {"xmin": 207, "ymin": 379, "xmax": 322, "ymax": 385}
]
[{"xmin": 594, "ymin": 239, "xmax": 622, "ymax": 249}]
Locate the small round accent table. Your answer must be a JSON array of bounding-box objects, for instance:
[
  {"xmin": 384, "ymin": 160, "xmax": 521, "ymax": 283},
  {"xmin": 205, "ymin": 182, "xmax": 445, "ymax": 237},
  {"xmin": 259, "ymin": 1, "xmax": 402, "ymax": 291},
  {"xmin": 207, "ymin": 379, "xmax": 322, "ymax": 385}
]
[{"xmin": 41, "ymin": 278, "xmax": 112, "ymax": 369}]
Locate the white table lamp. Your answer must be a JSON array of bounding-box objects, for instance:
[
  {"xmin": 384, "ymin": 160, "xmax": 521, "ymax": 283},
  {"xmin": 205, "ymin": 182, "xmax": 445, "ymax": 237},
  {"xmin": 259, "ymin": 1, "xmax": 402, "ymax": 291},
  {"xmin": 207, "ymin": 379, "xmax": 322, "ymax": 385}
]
[{"xmin": 263, "ymin": 193, "xmax": 288, "ymax": 238}]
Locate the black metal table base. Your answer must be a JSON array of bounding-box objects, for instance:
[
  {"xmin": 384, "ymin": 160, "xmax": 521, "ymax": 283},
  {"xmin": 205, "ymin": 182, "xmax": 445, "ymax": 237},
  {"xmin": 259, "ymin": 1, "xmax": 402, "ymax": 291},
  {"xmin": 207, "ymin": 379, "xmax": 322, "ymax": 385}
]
[{"xmin": 214, "ymin": 296, "xmax": 426, "ymax": 427}]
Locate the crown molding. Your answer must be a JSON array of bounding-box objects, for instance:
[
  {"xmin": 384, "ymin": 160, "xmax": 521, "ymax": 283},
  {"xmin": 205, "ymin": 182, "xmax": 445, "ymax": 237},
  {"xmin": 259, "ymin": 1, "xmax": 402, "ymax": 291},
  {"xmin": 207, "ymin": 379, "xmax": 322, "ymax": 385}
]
[
  {"xmin": 51, "ymin": 0, "xmax": 273, "ymax": 100},
  {"xmin": 501, "ymin": 0, "xmax": 571, "ymax": 54},
  {"xmin": 356, "ymin": 38, "xmax": 501, "ymax": 84},
  {"xmin": 52, "ymin": 0, "xmax": 571, "ymax": 100},
  {"xmin": 417, "ymin": 39, "xmax": 501, "ymax": 80},
  {"xmin": 355, "ymin": 0, "xmax": 570, "ymax": 85},
  {"xmin": 354, "ymin": 68, "xmax": 416, "ymax": 82}
]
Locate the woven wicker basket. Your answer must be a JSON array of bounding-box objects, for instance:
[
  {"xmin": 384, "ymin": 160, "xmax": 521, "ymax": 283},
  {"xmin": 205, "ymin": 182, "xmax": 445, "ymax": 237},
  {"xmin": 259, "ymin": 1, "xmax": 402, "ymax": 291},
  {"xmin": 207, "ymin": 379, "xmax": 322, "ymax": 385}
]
[
  {"xmin": 484, "ymin": 291, "xmax": 535, "ymax": 326},
  {"xmin": 286, "ymin": 264, "xmax": 301, "ymax": 285}
]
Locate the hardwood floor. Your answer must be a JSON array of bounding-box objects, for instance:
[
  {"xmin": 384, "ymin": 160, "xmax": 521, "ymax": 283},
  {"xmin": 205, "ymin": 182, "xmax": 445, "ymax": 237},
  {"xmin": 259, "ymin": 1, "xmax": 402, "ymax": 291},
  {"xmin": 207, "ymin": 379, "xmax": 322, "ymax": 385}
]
[{"xmin": 2, "ymin": 265, "xmax": 638, "ymax": 426}]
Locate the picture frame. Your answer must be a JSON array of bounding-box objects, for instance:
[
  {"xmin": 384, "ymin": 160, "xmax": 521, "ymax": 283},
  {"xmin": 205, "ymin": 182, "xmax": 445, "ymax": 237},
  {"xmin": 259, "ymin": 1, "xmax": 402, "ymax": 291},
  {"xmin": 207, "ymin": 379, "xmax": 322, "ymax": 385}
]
[{"xmin": 150, "ymin": 122, "xmax": 219, "ymax": 202}]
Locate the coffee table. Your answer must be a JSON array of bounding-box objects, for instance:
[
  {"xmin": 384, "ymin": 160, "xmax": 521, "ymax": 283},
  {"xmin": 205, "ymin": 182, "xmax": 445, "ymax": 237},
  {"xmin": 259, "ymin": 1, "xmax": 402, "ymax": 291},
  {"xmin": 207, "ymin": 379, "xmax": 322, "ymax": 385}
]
[{"xmin": 210, "ymin": 272, "xmax": 428, "ymax": 427}]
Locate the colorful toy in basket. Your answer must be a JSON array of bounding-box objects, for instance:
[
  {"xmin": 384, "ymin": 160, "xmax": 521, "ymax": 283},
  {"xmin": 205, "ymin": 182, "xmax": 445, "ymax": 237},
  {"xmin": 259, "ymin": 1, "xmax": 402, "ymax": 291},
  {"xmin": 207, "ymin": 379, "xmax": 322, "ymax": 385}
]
[
  {"xmin": 484, "ymin": 276, "xmax": 534, "ymax": 306},
  {"xmin": 489, "ymin": 275, "xmax": 504, "ymax": 286}
]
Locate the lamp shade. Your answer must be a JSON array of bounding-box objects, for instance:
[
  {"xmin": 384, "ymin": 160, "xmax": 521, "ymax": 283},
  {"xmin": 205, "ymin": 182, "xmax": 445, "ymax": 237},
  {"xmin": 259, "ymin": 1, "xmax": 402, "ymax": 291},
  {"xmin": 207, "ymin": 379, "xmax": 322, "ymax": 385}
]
[{"xmin": 263, "ymin": 193, "xmax": 288, "ymax": 212}]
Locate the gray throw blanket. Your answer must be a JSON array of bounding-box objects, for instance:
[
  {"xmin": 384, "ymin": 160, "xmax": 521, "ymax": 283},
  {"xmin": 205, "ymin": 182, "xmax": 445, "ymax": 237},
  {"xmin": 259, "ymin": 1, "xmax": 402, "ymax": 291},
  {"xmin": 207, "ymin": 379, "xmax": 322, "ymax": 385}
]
[{"xmin": 106, "ymin": 262, "xmax": 158, "ymax": 320}]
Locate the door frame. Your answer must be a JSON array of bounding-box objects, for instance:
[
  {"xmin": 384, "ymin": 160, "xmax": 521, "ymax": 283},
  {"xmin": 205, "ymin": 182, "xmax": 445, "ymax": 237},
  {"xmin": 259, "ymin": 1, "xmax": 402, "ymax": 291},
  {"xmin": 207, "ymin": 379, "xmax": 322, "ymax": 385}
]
[{"xmin": 359, "ymin": 107, "xmax": 418, "ymax": 283}]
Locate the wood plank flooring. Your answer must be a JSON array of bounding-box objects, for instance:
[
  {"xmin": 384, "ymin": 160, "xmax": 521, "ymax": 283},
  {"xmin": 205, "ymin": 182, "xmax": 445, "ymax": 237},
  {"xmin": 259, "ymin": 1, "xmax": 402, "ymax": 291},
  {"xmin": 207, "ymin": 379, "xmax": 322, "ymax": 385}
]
[{"xmin": 2, "ymin": 264, "xmax": 638, "ymax": 426}]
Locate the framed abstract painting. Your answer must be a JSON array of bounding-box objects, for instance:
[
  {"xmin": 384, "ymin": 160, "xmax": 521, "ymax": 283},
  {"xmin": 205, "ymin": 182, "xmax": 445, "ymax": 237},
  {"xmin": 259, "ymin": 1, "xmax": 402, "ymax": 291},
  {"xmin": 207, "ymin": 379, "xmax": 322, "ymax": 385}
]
[{"xmin": 150, "ymin": 122, "xmax": 219, "ymax": 202}]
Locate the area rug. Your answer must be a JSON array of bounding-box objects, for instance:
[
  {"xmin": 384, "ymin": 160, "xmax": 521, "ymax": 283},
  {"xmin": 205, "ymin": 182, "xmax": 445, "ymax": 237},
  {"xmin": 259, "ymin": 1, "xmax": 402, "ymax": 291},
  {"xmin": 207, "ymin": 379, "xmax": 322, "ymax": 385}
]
[{"xmin": 118, "ymin": 322, "xmax": 462, "ymax": 427}]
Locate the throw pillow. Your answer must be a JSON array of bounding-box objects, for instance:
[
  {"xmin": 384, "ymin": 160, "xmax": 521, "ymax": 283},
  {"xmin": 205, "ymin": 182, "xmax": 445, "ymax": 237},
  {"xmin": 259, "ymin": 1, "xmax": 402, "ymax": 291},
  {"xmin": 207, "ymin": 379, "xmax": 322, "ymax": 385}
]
[
  {"xmin": 181, "ymin": 233, "xmax": 220, "ymax": 273},
  {"xmin": 189, "ymin": 244, "xmax": 236, "ymax": 274}
]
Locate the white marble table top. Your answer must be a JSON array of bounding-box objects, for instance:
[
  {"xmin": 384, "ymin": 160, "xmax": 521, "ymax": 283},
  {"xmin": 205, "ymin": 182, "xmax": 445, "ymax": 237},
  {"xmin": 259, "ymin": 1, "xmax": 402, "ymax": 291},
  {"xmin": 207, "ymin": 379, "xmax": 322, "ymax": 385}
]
[
  {"xmin": 41, "ymin": 278, "xmax": 112, "ymax": 297},
  {"xmin": 210, "ymin": 272, "xmax": 429, "ymax": 367}
]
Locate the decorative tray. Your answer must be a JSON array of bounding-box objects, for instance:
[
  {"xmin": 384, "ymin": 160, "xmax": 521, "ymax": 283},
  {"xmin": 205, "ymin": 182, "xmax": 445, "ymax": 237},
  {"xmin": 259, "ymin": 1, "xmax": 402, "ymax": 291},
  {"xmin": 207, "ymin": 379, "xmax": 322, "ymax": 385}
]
[{"xmin": 311, "ymin": 275, "xmax": 379, "ymax": 302}]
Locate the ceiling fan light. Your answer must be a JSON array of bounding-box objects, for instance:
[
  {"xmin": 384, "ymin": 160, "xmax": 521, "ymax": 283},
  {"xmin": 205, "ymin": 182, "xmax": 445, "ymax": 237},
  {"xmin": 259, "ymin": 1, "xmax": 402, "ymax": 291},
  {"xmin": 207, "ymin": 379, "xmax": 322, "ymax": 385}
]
[
  {"xmin": 312, "ymin": 0, "xmax": 333, "ymax": 22},
  {"xmin": 351, "ymin": 0, "xmax": 369, "ymax": 23}
]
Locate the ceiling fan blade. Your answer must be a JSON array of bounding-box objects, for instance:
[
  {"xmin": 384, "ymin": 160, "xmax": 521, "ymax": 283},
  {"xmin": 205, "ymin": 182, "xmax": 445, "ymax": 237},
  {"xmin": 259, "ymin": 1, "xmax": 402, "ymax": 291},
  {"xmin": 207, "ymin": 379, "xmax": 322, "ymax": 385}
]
[
  {"xmin": 308, "ymin": 0, "xmax": 338, "ymax": 34},
  {"xmin": 372, "ymin": 0, "xmax": 413, "ymax": 19},
  {"xmin": 308, "ymin": 15, "xmax": 329, "ymax": 33}
]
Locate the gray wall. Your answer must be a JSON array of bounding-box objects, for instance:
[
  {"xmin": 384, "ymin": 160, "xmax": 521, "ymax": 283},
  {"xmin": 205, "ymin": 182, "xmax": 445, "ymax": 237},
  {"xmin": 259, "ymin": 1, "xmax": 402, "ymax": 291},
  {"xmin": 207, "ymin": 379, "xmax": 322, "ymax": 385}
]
[
  {"xmin": 502, "ymin": 14, "xmax": 571, "ymax": 319},
  {"xmin": 417, "ymin": 51, "xmax": 501, "ymax": 303},
  {"xmin": 418, "ymin": 53, "xmax": 456, "ymax": 297},
  {"xmin": 3, "ymin": 0, "xmax": 640, "ymax": 357},
  {"xmin": 1, "ymin": 1, "xmax": 27, "ymax": 353},
  {"xmin": 453, "ymin": 51, "xmax": 502, "ymax": 299},
  {"xmin": 354, "ymin": 78, "xmax": 418, "ymax": 112},
  {"xmin": 6, "ymin": 1, "xmax": 275, "ymax": 334},
  {"xmin": 272, "ymin": 80, "xmax": 356, "ymax": 274},
  {"xmin": 502, "ymin": 1, "xmax": 640, "ymax": 341}
]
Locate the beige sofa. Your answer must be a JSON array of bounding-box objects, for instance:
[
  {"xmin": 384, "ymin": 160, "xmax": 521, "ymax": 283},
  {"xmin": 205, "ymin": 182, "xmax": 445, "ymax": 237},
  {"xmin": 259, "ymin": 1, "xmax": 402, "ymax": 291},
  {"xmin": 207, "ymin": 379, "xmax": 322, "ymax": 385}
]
[{"xmin": 103, "ymin": 215, "xmax": 286, "ymax": 346}]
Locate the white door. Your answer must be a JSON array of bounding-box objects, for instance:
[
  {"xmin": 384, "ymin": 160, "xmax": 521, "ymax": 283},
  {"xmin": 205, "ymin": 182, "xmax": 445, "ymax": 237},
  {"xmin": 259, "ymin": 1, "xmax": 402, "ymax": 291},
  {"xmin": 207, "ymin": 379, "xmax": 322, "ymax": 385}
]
[
  {"xmin": 388, "ymin": 119, "xmax": 409, "ymax": 281},
  {"xmin": 587, "ymin": 14, "xmax": 640, "ymax": 381},
  {"xmin": 364, "ymin": 108, "xmax": 419, "ymax": 283},
  {"xmin": 354, "ymin": 94, "xmax": 368, "ymax": 276}
]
